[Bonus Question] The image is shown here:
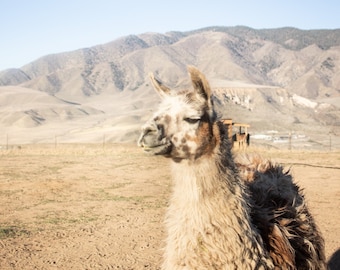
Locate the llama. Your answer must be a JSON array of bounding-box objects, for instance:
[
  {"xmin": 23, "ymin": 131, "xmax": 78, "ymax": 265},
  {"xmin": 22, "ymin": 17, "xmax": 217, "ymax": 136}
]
[{"xmin": 138, "ymin": 66, "xmax": 326, "ymax": 269}]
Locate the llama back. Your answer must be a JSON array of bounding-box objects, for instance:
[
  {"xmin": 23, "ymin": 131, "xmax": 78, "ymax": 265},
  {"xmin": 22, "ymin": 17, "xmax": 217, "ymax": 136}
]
[{"xmin": 236, "ymin": 155, "xmax": 327, "ymax": 270}]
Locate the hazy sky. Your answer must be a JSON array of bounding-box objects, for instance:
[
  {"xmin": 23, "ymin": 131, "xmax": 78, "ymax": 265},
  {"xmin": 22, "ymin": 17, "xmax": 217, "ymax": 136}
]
[{"xmin": 1, "ymin": 0, "xmax": 339, "ymax": 70}]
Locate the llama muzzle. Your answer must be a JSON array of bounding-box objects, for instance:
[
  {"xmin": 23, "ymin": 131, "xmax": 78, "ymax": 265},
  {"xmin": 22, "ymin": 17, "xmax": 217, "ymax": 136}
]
[{"xmin": 138, "ymin": 123, "xmax": 172, "ymax": 155}]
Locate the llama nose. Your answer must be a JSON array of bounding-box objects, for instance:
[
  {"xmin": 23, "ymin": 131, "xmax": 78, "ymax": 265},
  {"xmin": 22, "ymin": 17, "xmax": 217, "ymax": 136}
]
[{"xmin": 138, "ymin": 124, "xmax": 157, "ymax": 147}]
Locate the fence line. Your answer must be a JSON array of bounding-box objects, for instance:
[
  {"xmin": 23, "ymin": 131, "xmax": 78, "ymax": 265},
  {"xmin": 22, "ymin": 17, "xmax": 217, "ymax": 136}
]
[{"xmin": 1, "ymin": 132, "xmax": 340, "ymax": 152}]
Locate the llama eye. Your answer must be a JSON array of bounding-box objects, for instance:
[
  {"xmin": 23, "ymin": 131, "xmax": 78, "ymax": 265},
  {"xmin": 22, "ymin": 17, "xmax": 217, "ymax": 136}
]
[{"xmin": 184, "ymin": 117, "xmax": 200, "ymax": 124}]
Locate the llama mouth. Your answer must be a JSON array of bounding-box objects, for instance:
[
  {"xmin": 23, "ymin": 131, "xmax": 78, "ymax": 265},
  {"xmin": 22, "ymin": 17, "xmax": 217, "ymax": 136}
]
[{"xmin": 143, "ymin": 142, "xmax": 172, "ymax": 155}]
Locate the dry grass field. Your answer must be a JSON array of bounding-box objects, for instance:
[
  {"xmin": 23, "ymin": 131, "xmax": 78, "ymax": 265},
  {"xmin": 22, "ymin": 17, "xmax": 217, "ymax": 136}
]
[{"xmin": 0, "ymin": 144, "xmax": 339, "ymax": 269}]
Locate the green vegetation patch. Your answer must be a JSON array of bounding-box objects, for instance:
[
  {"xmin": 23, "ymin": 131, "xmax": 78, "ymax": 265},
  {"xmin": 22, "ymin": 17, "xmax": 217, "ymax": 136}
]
[
  {"xmin": 36, "ymin": 210, "xmax": 99, "ymax": 226},
  {"xmin": 0, "ymin": 226, "xmax": 30, "ymax": 239}
]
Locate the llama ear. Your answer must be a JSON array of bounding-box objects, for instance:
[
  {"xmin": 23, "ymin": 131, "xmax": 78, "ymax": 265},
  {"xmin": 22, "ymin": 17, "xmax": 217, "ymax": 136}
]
[
  {"xmin": 149, "ymin": 73, "xmax": 171, "ymax": 98},
  {"xmin": 187, "ymin": 66, "xmax": 212, "ymax": 102}
]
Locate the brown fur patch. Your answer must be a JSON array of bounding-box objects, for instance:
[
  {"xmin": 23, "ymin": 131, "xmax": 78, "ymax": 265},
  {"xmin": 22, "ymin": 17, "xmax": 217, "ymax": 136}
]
[
  {"xmin": 236, "ymin": 155, "xmax": 326, "ymax": 269},
  {"xmin": 194, "ymin": 118, "xmax": 216, "ymax": 160}
]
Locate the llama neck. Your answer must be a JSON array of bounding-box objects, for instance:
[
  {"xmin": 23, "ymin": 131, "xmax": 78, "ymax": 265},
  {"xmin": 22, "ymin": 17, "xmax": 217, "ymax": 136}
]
[
  {"xmin": 170, "ymin": 156, "xmax": 249, "ymax": 225},
  {"xmin": 166, "ymin": 154, "xmax": 273, "ymax": 268}
]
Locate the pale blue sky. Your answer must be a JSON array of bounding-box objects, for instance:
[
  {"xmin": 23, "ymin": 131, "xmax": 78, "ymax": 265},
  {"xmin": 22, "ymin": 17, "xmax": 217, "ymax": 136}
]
[{"xmin": 1, "ymin": 0, "xmax": 339, "ymax": 71}]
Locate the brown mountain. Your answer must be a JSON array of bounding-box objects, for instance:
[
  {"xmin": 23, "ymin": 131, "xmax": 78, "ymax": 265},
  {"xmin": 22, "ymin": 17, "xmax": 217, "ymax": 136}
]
[{"xmin": 0, "ymin": 26, "xmax": 339, "ymax": 147}]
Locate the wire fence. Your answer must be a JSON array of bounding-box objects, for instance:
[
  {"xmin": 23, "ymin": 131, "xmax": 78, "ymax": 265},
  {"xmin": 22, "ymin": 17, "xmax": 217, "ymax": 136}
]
[
  {"xmin": 251, "ymin": 132, "xmax": 340, "ymax": 151},
  {"xmin": 1, "ymin": 132, "xmax": 340, "ymax": 152}
]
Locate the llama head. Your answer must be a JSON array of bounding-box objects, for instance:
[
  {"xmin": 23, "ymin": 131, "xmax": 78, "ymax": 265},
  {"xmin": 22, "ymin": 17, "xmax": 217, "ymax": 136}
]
[{"xmin": 138, "ymin": 66, "xmax": 217, "ymax": 161}]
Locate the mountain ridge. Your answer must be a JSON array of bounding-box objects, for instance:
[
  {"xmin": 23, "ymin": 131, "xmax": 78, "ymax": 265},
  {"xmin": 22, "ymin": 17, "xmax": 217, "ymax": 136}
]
[
  {"xmin": 1, "ymin": 26, "xmax": 340, "ymax": 97},
  {"xmin": 0, "ymin": 26, "xmax": 339, "ymax": 147}
]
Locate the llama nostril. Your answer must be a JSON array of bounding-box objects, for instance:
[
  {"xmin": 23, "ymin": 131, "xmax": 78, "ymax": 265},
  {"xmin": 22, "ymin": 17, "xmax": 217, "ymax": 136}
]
[
  {"xmin": 145, "ymin": 127, "xmax": 157, "ymax": 136},
  {"xmin": 156, "ymin": 124, "xmax": 165, "ymax": 140}
]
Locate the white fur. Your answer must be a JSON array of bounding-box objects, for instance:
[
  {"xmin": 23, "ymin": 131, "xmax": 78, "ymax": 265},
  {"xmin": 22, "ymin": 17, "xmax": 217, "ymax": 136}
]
[{"xmin": 162, "ymin": 157, "xmax": 274, "ymax": 269}]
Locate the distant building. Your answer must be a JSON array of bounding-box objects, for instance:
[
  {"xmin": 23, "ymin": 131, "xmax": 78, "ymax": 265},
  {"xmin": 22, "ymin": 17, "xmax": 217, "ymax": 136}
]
[{"xmin": 221, "ymin": 119, "xmax": 250, "ymax": 148}]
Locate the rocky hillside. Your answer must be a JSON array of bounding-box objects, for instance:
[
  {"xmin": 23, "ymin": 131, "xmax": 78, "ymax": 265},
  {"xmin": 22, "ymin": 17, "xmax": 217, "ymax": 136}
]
[
  {"xmin": 1, "ymin": 26, "xmax": 340, "ymax": 99},
  {"xmin": 0, "ymin": 26, "xmax": 339, "ymax": 146}
]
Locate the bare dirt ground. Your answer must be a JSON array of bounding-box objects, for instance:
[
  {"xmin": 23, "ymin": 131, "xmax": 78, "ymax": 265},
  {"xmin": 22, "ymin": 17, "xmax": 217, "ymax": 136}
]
[{"xmin": 0, "ymin": 144, "xmax": 339, "ymax": 269}]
